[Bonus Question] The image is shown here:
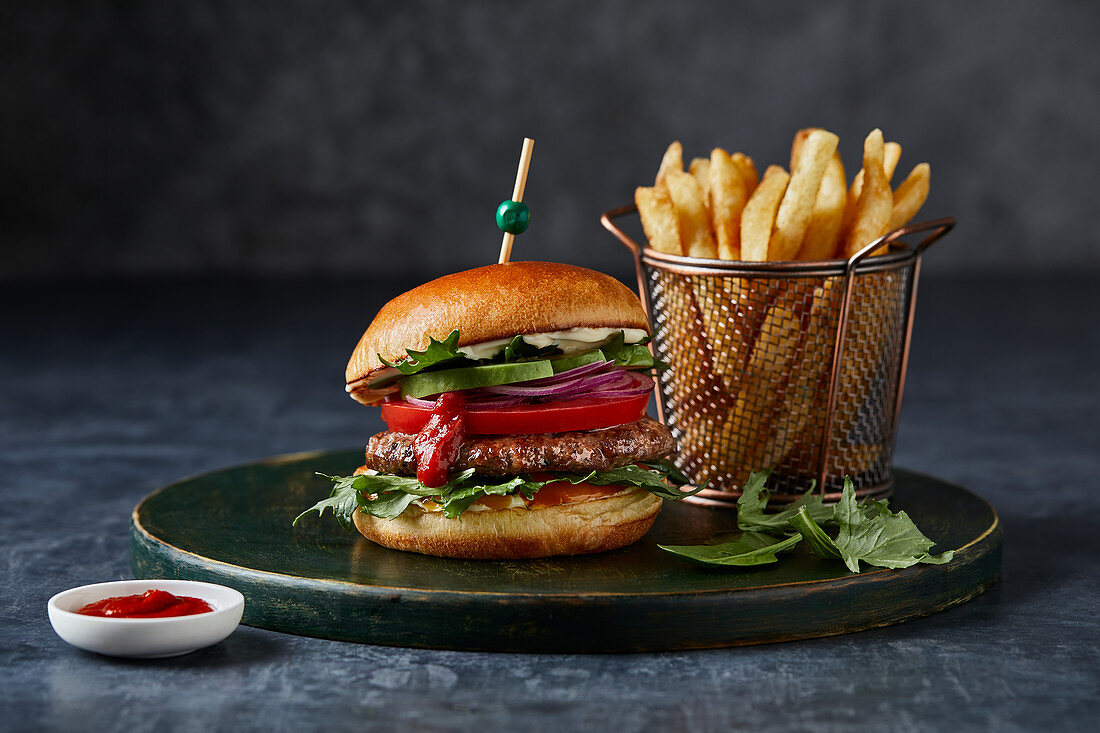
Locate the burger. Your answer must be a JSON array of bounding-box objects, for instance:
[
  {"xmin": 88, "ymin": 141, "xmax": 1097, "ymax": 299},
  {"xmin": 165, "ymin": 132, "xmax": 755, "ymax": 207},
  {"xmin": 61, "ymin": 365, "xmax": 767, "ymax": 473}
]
[{"xmin": 295, "ymin": 260, "xmax": 698, "ymax": 558}]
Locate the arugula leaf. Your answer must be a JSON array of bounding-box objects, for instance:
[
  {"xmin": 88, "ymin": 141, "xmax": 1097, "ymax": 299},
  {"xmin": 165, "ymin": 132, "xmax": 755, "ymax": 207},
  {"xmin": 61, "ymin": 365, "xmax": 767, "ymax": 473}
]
[
  {"xmin": 292, "ymin": 474, "xmax": 361, "ymax": 529},
  {"xmin": 788, "ymin": 506, "xmax": 842, "ymax": 560},
  {"xmin": 785, "ymin": 479, "xmax": 955, "ymax": 572},
  {"xmin": 295, "ymin": 460, "xmax": 701, "ymax": 529},
  {"xmin": 569, "ymin": 463, "xmax": 706, "ymax": 501},
  {"xmin": 378, "ymin": 330, "xmax": 468, "ymax": 376},
  {"xmin": 640, "ymin": 458, "xmax": 693, "ymax": 486},
  {"xmin": 659, "ymin": 532, "xmax": 801, "ymax": 567},
  {"xmin": 435, "ymin": 475, "xmax": 530, "ymax": 519},
  {"xmin": 660, "ymin": 472, "xmax": 955, "ymax": 574},
  {"xmin": 296, "ymin": 469, "xmax": 476, "ymax": 525},
  {"xmin": 359, "ymin": 490, "xmax": 418, "ymax": 520},
  {"xmin": 736, "ymin": 470, "xmax": 831, "ymax": 534},
  {"xmin": 600, "ymin": 332, "xmax": 668, "ymax": 371},
  {"xmin": 373, "ymin": 329, "xmax": 666, "ymax": 389},
  {"xmin": 831, "ymin": 478, "xmax": 955, "ymax": 572},
  {"xmin": 502, "ymin": 335, "xmax": 561, "ymax": 362}
]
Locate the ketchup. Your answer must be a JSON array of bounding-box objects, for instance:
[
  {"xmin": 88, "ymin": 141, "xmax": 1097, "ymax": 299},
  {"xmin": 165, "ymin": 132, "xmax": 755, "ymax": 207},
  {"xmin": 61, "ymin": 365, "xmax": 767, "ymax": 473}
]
[
  {"xmin": 413, "ymin": 392, "xmax": 467, "ymax": 487},
  {"xmin": 76, "ymin": 589, "xmax": 214, "ymax": 618}
]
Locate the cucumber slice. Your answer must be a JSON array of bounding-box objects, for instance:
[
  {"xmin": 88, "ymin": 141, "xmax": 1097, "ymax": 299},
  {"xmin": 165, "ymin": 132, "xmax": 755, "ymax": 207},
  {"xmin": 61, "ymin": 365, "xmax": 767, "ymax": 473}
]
[
  {"xmin": 549, "ymin": 349, "xmax": 607, "ymax": 373},
  {"xmin": 400, "ymin": 360, "xmax": 555, "ymax": 399}
]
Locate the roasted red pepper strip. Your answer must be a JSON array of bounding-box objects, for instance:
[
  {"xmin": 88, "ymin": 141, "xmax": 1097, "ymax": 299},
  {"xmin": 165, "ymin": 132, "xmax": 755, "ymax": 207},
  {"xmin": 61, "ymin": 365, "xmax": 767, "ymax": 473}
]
[{"xmin": 412, "ymin": 392, "xmax": 467, "ymax": 487}]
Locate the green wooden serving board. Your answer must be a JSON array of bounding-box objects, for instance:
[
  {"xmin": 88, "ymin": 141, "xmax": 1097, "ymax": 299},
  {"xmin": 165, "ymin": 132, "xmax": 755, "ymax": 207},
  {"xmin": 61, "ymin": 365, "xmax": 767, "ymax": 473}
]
[{"xmin": 130, "ymin": 450, "xmax": 1001, "ymax": 652}]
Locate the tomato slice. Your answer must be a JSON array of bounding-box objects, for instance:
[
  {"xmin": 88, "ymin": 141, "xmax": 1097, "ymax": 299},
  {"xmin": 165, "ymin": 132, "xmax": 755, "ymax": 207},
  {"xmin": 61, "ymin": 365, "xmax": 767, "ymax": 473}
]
[{"xmin": 380, "ymin": 393, "xmax": 651, "ymax": 435}]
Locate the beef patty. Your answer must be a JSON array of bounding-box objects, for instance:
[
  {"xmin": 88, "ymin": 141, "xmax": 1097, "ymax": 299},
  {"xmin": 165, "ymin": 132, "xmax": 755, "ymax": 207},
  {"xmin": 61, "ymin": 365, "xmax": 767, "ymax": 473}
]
[{"xmin": 363, "ymin": 417, "xmax": 675, "ymax": 477}]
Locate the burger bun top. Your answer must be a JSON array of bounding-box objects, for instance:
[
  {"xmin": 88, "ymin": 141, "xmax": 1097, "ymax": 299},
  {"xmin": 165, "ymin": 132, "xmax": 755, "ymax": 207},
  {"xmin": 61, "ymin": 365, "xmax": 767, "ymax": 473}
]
[{"xmin": 346, "ymin": 261, "xmax": 649, "ymax": 384}]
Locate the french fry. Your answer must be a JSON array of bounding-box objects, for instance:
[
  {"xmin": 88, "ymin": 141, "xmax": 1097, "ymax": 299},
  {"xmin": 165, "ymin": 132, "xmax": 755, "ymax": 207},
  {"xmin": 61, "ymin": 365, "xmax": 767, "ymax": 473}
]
[
  {"xmin": 665, "ymin": 169, "xmax": 718, "ymax": 259},
  {"xmin": 888, "ymin": 163, "xmax": 931, "ymax": 230},
  {"xmin": 656, "ymin": 141, "xmax": 683, "ymax": 187},
  {"xmin": 761, "ymin": 282, "xmax": 836, "ymax": 467},
  {"xmin": 740, "ymin": 165, "xmax": 789, "ymax": 261},
  {"xmin": 709, "ymin": 148, "xmax": 750, "ymax": 260},
  {"xmin": 841, "ymin": 129, "xmax": 893, "ymax": 257},
  {"xmin": 727, "ymin": 301, "xmax": 804, "ymax": 478},
  {"xmin": 689, "ymin": 157, "xmax": 711, "ymax": 191},
  {"xmin": 883, "ymin": 141, "xmax": 902, "ymax": 182},
  {"xmin": 692, "ymin": 274, "xmax": 755, "ymax": 395},
  {"xmin": 770, "ymin": 129, "xmax": 838, "ymax": 261},
  {"xmin": 689, "ymin": 157, "xmax": 713, "ymax": 223},
  {"xmin": 634, "ymin": 186, "xmax": 682, "ymax": 255},
  {"xmin": 797, "ymin": 153, "xmax": 847, "ymax": 260},
  {"xmin": 843, "ymin": 140, "xmax": 902, "ymax": 235},
  {"xmin": 776, "ymin": 281, "xmax": 841, "ymax": 468},
  {"xmin": 731, "ymin": 153, "xmax": 759, "ymax": 191}
]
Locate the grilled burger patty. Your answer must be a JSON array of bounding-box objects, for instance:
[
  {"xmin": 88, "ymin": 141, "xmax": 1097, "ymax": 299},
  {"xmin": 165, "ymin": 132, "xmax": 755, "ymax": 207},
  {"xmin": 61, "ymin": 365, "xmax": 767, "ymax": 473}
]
[{"xmin": 364, "ymin": 417, "xmax": 675, "ymax": 477}]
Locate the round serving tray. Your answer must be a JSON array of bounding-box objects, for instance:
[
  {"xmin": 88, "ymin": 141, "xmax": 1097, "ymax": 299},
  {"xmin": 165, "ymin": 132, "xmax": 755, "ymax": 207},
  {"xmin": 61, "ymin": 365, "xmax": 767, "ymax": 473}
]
[{"xmin": 130, "ymin": 450, "xmax": 1001, "ymax": 652}]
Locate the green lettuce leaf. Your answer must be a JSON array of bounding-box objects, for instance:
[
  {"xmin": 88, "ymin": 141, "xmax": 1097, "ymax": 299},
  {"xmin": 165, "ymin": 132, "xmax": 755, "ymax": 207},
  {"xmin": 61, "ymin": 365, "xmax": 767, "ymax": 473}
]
[
  {"xmin": 659, "ymin": 532, "xmax": 801, "ymax": 567},
  {"xmin": 736, "ymin": 470, "xmax": 832, "ymax": 534}
]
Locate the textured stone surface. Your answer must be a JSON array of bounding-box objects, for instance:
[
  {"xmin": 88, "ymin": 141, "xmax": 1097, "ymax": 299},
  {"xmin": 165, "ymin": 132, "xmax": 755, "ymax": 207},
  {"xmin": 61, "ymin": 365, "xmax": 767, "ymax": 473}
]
[
  {"xmin": 1, "ymin": 276, "xmax": 1097, "ymax": 731},
  {"xmin": 3, "ymin": 1, "xmax": 1099, "ymax": 281}
]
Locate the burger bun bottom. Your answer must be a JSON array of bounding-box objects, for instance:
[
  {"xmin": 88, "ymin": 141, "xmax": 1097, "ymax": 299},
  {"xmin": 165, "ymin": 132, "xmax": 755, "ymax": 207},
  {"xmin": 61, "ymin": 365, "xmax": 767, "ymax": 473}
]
[{"xmin": 352, "ymin": 487, "xmax": 661, "ymax": 559}]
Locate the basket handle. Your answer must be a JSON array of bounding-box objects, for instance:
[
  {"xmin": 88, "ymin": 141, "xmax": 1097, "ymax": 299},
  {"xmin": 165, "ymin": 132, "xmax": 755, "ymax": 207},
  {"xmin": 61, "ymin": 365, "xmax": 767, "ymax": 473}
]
[
  {"xmin": 847, "ymin": 217, "xmax": 956, "ymax": 272},
  {"xmin": 818, "ymin": 216, "xmax": 956, "ymax": 492},
  {"xmin": 600, "ymin": 205, "xmax": 642, "ymax": 255},
  {"xmin": 601, "ymin": 204, "xmax": 652, "ymax": 323}
]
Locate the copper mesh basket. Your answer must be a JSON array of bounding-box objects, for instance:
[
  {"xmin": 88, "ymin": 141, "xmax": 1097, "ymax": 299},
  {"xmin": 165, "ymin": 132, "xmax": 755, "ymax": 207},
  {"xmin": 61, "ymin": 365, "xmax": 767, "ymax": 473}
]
[{"xmin": 601, "ymin": 206, "xmax": 954, "ymax": 505}]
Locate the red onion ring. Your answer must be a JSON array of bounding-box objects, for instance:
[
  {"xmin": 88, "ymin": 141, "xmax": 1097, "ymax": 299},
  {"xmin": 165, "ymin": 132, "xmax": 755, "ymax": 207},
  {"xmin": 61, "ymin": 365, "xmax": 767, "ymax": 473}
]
[{"xmin": 404, "ymin": 368, "xmax": 653, "ymax": 408}]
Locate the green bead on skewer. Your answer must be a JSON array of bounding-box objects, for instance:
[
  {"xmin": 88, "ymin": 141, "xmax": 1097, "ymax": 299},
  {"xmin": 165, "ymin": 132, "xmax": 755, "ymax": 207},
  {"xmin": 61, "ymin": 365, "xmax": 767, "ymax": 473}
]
[{"xmin": 496, "ymin": 200, "xmax": 531, "ymax": 235}]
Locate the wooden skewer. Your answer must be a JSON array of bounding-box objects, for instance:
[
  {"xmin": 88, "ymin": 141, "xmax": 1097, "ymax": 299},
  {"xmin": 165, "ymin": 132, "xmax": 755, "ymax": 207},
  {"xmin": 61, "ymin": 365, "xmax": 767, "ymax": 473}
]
[{"xmin": 498, "ymin": 137, "xmax": 535, "ymax": 264}]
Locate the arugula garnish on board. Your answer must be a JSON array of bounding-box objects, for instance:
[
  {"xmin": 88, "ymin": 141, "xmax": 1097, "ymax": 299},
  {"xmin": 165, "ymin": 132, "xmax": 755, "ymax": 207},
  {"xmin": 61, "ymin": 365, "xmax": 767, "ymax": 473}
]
[
  {"xmin": 294, "ymin": 459, "xmax": 703, "ymax": 526},
  {"xmin": 659, "ymin": 471, "xmax": 954, "ymax": 573}
]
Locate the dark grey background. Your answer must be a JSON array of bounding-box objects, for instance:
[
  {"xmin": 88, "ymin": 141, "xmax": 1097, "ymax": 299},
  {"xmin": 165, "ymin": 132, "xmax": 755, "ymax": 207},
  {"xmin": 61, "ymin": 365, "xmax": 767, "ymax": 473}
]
[
  {"xmin": 3, "ymin": 4, "xmax": 1100, "ymax": 729},
  {"xmin": 3, "ymin": 1, "xmax": 1098, "ymax": 282}
]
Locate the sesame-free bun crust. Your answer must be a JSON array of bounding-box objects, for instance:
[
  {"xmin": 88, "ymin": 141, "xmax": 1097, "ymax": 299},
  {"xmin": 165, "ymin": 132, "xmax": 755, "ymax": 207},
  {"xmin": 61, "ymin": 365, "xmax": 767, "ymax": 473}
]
[
  {"xmin": 352, "ymin": 487, "xmax": 661, "ymax": 559},
  {"xmin": 346, "ymin": 261, "xmax": 649, "ymax": 384}
]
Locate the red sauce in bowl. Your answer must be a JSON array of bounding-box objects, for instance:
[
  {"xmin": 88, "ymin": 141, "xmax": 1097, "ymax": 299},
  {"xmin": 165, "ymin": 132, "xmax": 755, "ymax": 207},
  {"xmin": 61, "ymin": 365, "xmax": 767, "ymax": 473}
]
[{"xmin": 75, "ymin": 589, "xmax": 214, "ymax": 618}]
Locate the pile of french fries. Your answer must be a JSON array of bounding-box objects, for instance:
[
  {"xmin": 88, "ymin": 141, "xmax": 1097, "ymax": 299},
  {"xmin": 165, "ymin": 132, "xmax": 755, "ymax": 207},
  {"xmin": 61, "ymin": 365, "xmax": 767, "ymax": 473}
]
[
  {"xmin": 634, "ymin": 128, "xmax": 931, "ymax": 493},
  {"xmin": 635, "ymin": 128, "xmax": 930, "ymax": 262}
]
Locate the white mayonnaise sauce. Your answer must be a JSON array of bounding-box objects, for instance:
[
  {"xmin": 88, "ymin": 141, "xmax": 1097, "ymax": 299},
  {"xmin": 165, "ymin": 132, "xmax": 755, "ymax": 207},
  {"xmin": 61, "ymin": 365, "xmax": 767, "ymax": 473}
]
[{"xmin": 456, "ymin": 327, "xmax": 648, "ymax": 360}]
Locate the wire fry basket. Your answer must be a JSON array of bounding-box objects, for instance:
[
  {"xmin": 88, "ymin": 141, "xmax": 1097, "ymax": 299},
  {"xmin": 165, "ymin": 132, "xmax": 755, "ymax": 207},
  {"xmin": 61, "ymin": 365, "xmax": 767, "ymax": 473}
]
[{"xmin": 601, "ymin": 206, "xmax": 954, "ymax": 505}]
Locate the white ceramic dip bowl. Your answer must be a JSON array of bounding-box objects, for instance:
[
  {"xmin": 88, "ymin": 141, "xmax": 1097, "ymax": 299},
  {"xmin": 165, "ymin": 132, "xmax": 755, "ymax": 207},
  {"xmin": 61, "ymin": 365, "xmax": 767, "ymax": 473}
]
[{"xmin": 48, "ymin": 579, "xmax": 244, "ymax": 658}]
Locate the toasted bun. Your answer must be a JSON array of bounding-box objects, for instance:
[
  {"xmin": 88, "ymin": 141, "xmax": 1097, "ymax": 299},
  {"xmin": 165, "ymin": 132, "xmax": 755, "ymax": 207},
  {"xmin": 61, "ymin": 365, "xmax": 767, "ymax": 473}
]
[
  {"xmin": 346, "ymin": 261, "xmax": 649, "ymax": 384},
  {"xmin": 352, "ymin": 488, "xmax": 661, "ymax": 559}
]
